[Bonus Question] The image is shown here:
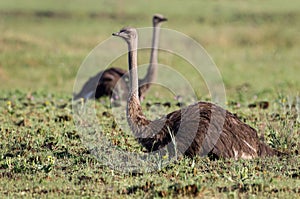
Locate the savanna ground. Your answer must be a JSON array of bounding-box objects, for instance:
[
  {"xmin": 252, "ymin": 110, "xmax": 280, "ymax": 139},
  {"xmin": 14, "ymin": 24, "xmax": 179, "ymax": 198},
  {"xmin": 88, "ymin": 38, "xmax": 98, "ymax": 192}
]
[{"xmin": 0, "ymin": 0, "xmax": 300, "ymax": 198}]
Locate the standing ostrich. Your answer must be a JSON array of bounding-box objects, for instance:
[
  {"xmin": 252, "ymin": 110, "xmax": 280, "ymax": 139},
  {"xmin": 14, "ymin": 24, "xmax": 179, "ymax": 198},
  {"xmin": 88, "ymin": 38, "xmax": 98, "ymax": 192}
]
[
  {"xmin": 112, "ymin": 27, "xmax": 282, "ymax": 159},
  {"xmin": 74, "ymin": 14, "xmax": 167, "ymax": 101}
]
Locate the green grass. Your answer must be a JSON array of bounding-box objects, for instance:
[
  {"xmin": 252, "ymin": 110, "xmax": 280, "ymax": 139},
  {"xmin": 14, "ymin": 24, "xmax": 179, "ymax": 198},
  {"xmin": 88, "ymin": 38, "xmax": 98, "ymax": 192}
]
[
  {"xmin": 1, "ymin": 0, "xmax": 300, "ymax": 96},
  {"xmin": 0, "ymin": 91, "xmax": 299, "ymax": 198},
  {"xmin": 0, "ymin": 0, "xmax": 300, "ymax": 198}
]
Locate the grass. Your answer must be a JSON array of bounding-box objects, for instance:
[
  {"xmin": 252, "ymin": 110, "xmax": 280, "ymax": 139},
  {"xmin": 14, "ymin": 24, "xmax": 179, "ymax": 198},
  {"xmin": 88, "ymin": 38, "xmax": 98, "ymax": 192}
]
[
  {"xmin": 0, "ymin": 91, "xmax": 299, "ymax": 198},
  {"xmin": 0, "ymin": 0, "xmax": 299, "ymax": 198}
]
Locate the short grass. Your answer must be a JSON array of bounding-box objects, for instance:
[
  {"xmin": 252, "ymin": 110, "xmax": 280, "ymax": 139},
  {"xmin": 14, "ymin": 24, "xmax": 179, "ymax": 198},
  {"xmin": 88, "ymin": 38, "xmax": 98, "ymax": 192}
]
[
  {"xmin": 0, "ymin": 0, "xmax": 299, "ymax": 198},
  {"xmin": 0, "ymin": 91, "xmax": 299, "ymax": 198}
]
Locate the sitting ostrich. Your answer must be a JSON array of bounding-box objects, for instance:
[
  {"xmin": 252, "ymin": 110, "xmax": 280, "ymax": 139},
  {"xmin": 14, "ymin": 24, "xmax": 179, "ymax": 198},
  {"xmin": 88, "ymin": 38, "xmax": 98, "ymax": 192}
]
[
  {"xmin": 112, "ymin": 27, "xmax": 283, "ymax": 159},
  {"xmin": 74, "ymin": 14, "xmax": 167, "ymax": 101}
]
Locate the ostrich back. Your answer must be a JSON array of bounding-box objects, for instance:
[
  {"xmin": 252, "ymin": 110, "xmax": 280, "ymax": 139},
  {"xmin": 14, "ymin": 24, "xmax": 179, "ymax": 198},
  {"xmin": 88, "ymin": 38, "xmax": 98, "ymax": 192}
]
[
  {"xmin": 131, "ymin": 101, "xmax": 280, "ymax": 159},
  {"xmin": 74, "ymin": 67, "xmax": 128, "ymax": 100}
]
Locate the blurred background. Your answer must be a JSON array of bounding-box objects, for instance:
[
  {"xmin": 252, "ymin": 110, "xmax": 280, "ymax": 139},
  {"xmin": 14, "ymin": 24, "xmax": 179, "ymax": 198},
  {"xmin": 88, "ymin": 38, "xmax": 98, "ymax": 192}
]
[{"xmin": 0, "ymin": 0, "xmax": 299, "ymax": 101}]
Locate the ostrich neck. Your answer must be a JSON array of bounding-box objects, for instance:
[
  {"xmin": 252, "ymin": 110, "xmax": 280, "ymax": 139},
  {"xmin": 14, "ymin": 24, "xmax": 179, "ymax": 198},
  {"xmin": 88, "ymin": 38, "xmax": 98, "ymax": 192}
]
[
  {"xmin": 141, "ymin": 24, "xmax": 160, "ymax": 84},
  {"xmin": 127, "ymin": 40, "xmax": 139, "ymax": 98},
  {"xmin": 126, "ymin": 36, "xmax": 151, "ymax": 132}
]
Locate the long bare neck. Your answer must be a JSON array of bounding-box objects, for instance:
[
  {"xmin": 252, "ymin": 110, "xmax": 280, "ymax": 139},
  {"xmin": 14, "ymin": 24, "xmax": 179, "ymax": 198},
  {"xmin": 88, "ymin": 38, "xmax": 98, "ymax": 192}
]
[
  {"xmin": 126, "ymin": 35, "xmax": 151, "ymax": 131},
  {"xmin": 141, "ymin": 23, "xmax": 161, "ymax": 84},
  {"xmin": 127, "ymin": 39, "xmax": 139, "ymax": 98}
]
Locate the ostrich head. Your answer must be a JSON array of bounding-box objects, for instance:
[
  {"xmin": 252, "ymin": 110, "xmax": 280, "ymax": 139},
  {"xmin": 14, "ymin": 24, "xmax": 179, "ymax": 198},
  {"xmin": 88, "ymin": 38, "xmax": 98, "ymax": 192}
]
[
  {"xmin": 112, "ymin": 27, "xmax": 137, "ymax": 45},
  {"xmin": 153, "ymin": 14, "xmax": 167, "ymax": 26}
]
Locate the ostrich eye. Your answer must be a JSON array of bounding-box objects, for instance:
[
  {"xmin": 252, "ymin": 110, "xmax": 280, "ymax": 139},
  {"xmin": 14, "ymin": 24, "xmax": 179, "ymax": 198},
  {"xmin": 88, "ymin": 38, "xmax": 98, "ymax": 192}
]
[
  {"xmin": 120, "ymin": 29, "xmax": 130, "ymax": 35},
  {"xmin": 154, "ymin": 15, "xmax": 164, "ymax": 21}
]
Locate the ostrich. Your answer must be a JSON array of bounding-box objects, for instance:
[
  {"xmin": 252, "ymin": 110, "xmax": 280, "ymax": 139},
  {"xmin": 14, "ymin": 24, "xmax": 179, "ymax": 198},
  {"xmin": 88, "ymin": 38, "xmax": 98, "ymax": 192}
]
[
  {"xmin": 112, "ymin": 27, "xmax": 283, "ymax": 160},
  {"xmin": 74, "ymin": 14, "xmax": 167, "ymax": 101}
]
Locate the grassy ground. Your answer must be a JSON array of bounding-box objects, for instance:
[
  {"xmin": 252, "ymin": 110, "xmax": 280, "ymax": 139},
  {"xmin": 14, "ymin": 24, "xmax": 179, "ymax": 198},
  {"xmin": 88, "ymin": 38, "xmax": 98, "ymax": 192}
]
[{"xmin": 0, "ymin": 0, "xmax": 299, "ymax": 198}]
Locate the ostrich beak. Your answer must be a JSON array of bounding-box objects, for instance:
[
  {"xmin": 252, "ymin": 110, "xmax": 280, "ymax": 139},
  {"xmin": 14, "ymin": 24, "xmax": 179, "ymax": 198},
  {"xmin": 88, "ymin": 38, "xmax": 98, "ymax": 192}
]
[
  {"xmin": 161, "ymin": 17, "xmax": 168, "ymax": 22},
  {"xmin": 112, "ymin": 32, "xmax": 119, "ymax": 36}
]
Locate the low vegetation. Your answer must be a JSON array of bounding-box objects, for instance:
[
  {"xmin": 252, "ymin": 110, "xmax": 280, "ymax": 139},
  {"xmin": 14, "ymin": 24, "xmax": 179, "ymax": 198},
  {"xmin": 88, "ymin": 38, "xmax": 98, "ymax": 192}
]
[{"xmin": 0, "ymin": 0, "xmax": 299, "ymax": 198}]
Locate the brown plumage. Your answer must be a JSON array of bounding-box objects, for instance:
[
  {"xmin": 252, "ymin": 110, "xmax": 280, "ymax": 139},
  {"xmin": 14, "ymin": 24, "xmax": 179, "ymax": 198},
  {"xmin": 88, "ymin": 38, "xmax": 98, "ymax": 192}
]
[
  {"xmin": 74, "ymin": 14, "xmax": 167, "ymax": 101},
  {"xmin": 74, "ymin": 67, "xmax": 128, "ymax": 100},
  {"xmin": 112, "ymin": 27, "xmax": 283, "ymax": 160}
]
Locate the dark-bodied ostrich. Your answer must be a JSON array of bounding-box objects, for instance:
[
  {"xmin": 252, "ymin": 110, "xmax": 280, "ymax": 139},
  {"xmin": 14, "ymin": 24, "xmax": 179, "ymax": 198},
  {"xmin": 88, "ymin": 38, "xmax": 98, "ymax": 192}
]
[
  {"xmin": 74, "ymin": 14, "xmax": 167, "ymax": 101},
  {"xmin": 112, "ymin": 27, "xmax": 283, "ymax": 160}
]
